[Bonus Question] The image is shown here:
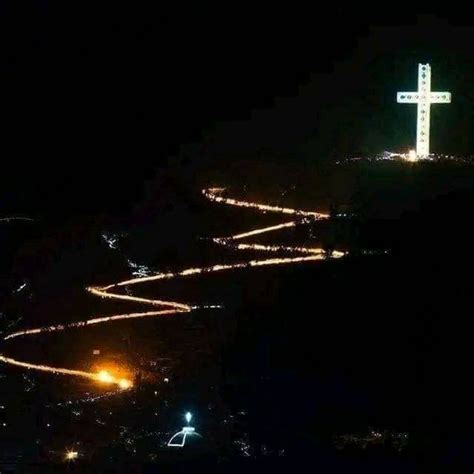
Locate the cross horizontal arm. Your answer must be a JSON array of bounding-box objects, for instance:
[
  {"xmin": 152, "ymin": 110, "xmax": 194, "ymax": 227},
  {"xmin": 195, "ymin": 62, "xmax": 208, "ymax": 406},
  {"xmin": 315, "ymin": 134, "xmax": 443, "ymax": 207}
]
[
  {"xmin": 430, "ymin": 92, "xmax": 451, "ymax": 103},
  {"xmin": 397, "ymin": 92, "xmax": 419, "ymax": 103}
]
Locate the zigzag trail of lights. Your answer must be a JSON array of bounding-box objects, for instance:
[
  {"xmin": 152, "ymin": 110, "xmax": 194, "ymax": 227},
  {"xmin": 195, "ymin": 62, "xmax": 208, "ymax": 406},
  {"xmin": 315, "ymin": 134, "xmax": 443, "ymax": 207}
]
[{"xmin": 0, "ymin": 188, "xmax": 344, "ymax": 391}]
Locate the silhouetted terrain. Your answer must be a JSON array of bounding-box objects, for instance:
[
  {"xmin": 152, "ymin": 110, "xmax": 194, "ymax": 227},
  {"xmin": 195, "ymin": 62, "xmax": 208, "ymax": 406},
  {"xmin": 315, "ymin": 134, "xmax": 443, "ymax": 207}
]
[{"xmin": 2, "ymin": 160, "xmax": 474, "ymax": 471}]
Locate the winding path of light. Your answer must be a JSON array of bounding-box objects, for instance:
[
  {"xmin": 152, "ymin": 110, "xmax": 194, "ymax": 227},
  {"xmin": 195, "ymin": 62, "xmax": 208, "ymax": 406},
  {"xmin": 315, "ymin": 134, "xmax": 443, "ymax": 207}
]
[{"xmin": 0, "ymin": 188, "xmax": 343, "ymax": 390}]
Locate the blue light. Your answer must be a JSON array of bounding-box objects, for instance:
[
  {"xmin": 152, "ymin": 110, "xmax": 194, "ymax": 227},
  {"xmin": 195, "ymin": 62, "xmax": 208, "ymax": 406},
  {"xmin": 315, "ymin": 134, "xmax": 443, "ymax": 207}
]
[{"xmin": 185, "ymin": 412, "xmax": 192, "ymax": 424}]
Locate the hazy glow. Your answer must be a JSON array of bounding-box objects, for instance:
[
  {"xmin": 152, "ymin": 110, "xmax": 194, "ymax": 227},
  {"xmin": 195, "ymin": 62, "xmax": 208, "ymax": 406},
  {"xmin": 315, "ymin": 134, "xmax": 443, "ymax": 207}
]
[
  {"xmin": 0, "ymin": 188, "xmax": 343, "ymax": 389},
  {"xmin": 97, "ymin": 370, "xmax": 114, "ymax": 384},
  {"xmin": 185, "ymin": 412, "xmax": 192, "ymax": 424},
  {"xmin": 65, "ymin": 450, "xmax": 78, "ymax": 461},
  {"xmin": 118, "ymin": 378, "xmax": 132, "ymax": 390},
  {"xmin": 408, "ymin": 149, "xmax": 417, "ymax": 162},
  {"xmin": 397, "ymin": 63, "xmax": 451, "ymax": 158},
  {"xmin": 95, "ymin": 370, "xmax": 132, "ymax": 389}
]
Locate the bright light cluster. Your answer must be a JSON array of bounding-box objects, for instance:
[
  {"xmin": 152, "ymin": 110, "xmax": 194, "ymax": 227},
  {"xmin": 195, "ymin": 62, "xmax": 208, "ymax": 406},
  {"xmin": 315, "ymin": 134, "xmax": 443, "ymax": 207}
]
[
  {"xmin": 407, "ymin": 149, "xmax": 417, "ymax": 162},
  {"xmin": 96, "ymin": 370, "xmax": 132, "ymax": 390},
  {"xmin": 96, "ymin": 370, "xmax": 114, "ymax": 383},
  {"xmin": 0, "ymin": 188, "xmax": 344, "ymax": 389},
  {"xmin": 65, "ymin": 450, "xmax": 78, "ymax": 461}
]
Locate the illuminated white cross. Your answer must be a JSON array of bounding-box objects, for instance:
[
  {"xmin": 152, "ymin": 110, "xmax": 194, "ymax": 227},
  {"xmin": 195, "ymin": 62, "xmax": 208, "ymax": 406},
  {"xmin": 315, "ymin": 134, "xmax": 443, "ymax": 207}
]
[{"xmin": 397, "ymin": 63, "xmax": 451, "ymax": 158}]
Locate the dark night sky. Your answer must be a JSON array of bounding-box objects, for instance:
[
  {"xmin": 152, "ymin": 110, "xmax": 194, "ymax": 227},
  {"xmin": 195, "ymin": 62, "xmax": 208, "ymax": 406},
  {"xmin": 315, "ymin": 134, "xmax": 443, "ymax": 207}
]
[{"xmin": 1, "ymin": 5, "xmax": 474, "ymax": 212}]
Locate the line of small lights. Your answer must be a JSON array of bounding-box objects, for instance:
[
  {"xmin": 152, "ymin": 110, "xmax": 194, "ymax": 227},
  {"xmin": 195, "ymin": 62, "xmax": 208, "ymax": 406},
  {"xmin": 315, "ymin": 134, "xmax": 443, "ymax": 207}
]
[
  {"xmin": 0, "ymin": 188, "xmax": 343, "ymax": 390},
  {"xmin": 336, "ymin": 150, "xmax": 471, "ymax": 164},
  {"xmin": 203, "ymin": 188, "xmax": 329, "ymax": 218},
  {"xmin": 0, "ymin": 217, "xmax": 34, "ymax": 222}
]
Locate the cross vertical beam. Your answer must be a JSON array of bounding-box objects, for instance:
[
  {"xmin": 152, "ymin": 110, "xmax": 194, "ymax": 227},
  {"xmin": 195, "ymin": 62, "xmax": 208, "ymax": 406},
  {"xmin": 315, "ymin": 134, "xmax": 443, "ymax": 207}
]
[{"xmin": 416, "ymin": 63, "xmax": 431, "ymax": 158}]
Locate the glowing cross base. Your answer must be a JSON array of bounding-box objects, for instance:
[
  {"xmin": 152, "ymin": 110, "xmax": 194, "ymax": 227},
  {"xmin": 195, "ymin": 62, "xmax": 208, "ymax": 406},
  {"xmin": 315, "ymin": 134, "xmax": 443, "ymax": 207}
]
[{"xmin": 397, "ymin": 63, "xmax": 451, "ymax": 158}]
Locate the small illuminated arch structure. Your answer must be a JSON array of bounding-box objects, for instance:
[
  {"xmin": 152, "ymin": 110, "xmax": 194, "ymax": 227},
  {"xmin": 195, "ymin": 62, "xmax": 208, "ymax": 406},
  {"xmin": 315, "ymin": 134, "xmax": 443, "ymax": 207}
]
[
  {"xmin": 168, "ymin": 412, "xmax": 203, "ymax": 447},
  {"xmin": 167, "ymin": 426, "xmax": 203, "ymax": 448}
]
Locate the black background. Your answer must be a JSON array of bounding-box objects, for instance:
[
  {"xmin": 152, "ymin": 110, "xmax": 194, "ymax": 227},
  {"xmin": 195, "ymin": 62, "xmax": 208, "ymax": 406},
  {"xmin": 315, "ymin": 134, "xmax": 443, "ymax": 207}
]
[{"xmin": 2, "ymin": 6, "xmax": 474, "ymax": 213}]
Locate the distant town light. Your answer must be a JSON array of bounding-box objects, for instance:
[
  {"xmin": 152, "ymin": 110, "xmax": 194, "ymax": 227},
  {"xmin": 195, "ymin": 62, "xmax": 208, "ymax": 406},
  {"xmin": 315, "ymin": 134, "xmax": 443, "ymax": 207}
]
[
  {"xmin": 65, "ymin": 450, "xmax": 78, "ymax": 461},
  {"xmin": 408, "ymin": 149, "xmax": 417, "ymax": 162}
]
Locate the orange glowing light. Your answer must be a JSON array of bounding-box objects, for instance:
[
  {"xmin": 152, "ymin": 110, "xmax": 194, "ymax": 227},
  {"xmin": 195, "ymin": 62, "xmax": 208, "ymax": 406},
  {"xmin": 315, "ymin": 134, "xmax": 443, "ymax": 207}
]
[
  {"xmin": 118, "ymin": 378, "xmax": 132, "ymax": 390},
  {"xmin": 97, "ymin": 370, "xmax": 114, "ymax": 384}
]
